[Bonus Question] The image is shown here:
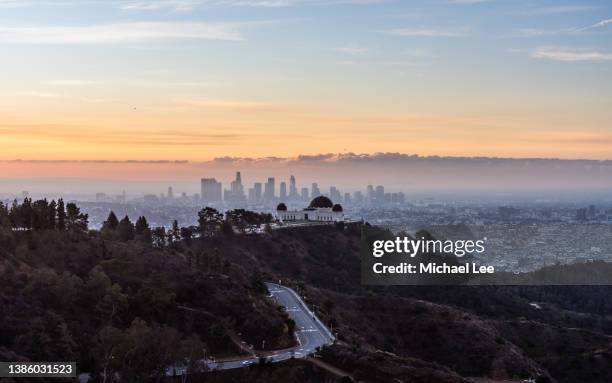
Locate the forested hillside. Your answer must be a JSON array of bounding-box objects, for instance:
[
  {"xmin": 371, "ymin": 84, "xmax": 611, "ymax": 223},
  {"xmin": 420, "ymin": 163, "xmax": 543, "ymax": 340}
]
[
  {"xmin": 1, "ymin": 199, "xmax": 611, "ymax": 383},
  {"xmin": 0, "ymin": 199, "xmax": 291, "ymax": 382}
]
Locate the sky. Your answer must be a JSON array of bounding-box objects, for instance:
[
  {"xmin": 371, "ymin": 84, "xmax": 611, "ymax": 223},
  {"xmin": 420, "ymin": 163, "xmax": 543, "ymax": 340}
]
[{"xmin": 0, "ymin": 0, "xmax": 611, "ymax": 168}]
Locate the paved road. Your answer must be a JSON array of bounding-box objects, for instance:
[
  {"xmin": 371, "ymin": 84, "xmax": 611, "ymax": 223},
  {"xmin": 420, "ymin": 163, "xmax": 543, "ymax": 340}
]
[{"xmin": 167, "ymin": 283, "xmax": 335, "ymax": 375}]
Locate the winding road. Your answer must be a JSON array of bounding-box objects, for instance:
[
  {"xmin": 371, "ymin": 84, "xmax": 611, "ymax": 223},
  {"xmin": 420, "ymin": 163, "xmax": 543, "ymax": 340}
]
[{"xmin": 167, "ymin": 282, "xmax": 335, "ymax": 375}]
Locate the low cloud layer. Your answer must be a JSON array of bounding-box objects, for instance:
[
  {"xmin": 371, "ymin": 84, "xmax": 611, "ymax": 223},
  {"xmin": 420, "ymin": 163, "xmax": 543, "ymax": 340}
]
[{"xmin": 3, "ymin": 153, "xmax": 612, "ymax": 195}]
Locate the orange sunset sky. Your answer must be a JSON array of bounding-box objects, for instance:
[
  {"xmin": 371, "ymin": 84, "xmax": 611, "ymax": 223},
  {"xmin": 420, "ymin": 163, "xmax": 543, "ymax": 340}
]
[{"xmin": 1, "ymin": 0, "xmax": 611, "ymax": 167}]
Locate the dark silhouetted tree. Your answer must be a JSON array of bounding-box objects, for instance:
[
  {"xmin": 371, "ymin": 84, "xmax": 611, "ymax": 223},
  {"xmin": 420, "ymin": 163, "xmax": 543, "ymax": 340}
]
[
  {"xmin": 9, "ymin": 199, "xmax": 21, "ymax": 229},
  {"xmin": 220, "ymin": 220, "xmax": 234, "ymax": 236},
  {"xmin": 168, "ymin": 220, "xmax": 180, "ymax": 244},
  {"xmin": 21, "ymin": 198, "xmax": 33, "ymax": 229},
  {"xmin": 180, "ymin": 226, "xmax": 193, "ymax": 241},
  {"xmin": 134, "ymin": 216, "xmax": 152, "ymax": 244},
  {"xmin": 31, "ymin": 199, "xmax": 49, "ymax": 230},
  {"xmin": 56, "ymin": 198, "xmax": 66, "ymax": 231},
  {"xmin": 152, "ymin": 227, "xmax": 166, "ymax": 248},
  {"xmin": 48, "ymin": 200, "xmax": 57, "ymax": 230},
  {"xmin": 225, "ymin": 209, "xmax": 247, "ymax": 233},
  {"xmin": 0, "ymin": 202, "xmax": 10, "ymax": 229},
  {"xmin": 117, "ymin": 215, "xmax": 135, "ymax": 242},
  {"xmin": 225, "ymin": 209, "xmax": 271, "ymax": 234},
  {"xmin": 65, "ymin": 203, "xmax": 88, "ymax": 232},
  {"xmin": 102, "ymin": 211, "xmax": 119, "ymax": 232},
  {"xmin": 197, "ymin": 207, "xmax": 222, "ymax": 237}
]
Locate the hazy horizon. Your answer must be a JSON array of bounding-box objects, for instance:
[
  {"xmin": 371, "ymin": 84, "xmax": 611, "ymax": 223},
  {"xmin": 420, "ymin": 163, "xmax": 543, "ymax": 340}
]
[{"xmin": 2, "ymin": 152, "xmax": 612, "ymax": 198}]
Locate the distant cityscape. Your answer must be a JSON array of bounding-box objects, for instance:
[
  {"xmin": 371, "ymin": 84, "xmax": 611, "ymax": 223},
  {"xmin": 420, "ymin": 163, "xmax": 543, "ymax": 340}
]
[
  {"xmin": 3, "ymin": 170, "xmax": 612, "ymax": 273},
  {"xmin": 88, "ymin": 171, "xmax": 406, "ymax": 209},
  {"xmin": 3, "ymin": 171, "xmax": 612, "ymax": 236}
]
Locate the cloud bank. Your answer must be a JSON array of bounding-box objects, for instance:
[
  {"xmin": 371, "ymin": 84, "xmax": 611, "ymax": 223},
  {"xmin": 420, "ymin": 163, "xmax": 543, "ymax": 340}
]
[{"xmin": 3, "ymin": 153, "xmax": 612, "ymax": 193}]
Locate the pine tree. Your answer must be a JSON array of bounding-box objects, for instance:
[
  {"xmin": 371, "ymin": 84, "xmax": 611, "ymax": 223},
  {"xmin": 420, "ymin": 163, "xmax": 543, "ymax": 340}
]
[
  {"xmin": 57, "ymin": 199, "xmax": 66, "ymax": 231},
  {"xmin": 169, "ymin": 220, "xmax": 181, "ymax": 243},
  {"xmin": 117, "ymin": 215, "xmax": 135, "ymax": 242},
  {"xmin": 180, "ymin": 226, "xmax": 193, "ymax": 241},
  {"xmin": 9, "ymin": 199, "xmax": 20, "ymax": 228},
  {"xmin": 0, "ymin": 202, "xmax": 10, "ymax": 229},
  {"xmin": 197, "ymin": 207, "xmax": 222, "ymax": 237},
  {"xmin": 152, "ymin": 227, "xmax": 166, "ymax": 248},
  {"xmin": 66, "ymin": 203, "xmax": 88, "ymax": 232},
  {"xmin": 31, "ymin": 199, "xmax": 49, "ymax": 230},
  {"xmin": 21, "ymin": 197, "xmax": 33, "ymax": 230},
  {"xmin": 134, "ymin": 216, "xmax": 149, "ymax": 235},
  {"xmin": 102, "ymin": 211, "xmax": 119, "ymax": 232},
  {"xmin": 135, "ymin": 216, "xmax": 152, "ymax": 244},
  {"xmin": 48, "ymin": 200, "xmax": 57, "ymax": 230}
]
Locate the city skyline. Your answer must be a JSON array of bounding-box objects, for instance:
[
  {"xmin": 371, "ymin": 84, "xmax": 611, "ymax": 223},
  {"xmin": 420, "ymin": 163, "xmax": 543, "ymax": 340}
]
[
  {"xmin": 1, "ymin": 0, "xmax": 611, "ymax": 163},
  {"xmin": 196, "ymin": 171, "xmax": 401, "ymax": 206}
]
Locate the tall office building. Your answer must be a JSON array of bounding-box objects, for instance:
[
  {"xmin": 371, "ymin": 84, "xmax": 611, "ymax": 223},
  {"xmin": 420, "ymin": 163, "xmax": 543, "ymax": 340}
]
[
  {"xmin": 366, "ymin": 185, "xmax": 374, "ymax": 201},
  {"xmin": 254, "ymin": 182, "xmax": 262, "ymax": 202},
  {"xmin": 301, "ymin": 187, "xmax": 309, "ymax": 200},
  {"xmin": 201, "ymin": 178, "xmax": 222, "ymax": 203},
  {"xmin": 280, "ymin": 181, "xmax": 287, "ymax": 201},
  {"xmin": 397, "ymin": 191, "xmax": 405, "ymax": 204},
  {"xmin": 311, "ymin": 182, "xmax": 320, "ymax": 198},
  {"xmin": 354, "ymin": 191, "xmax": 364, "ymax": 204},
  {"xmin": 330, "ymin": 186, "xmax": 342, "ymax": 202},
  {"xmin": 264, "ymin": 177, "xmax": 275, "ymax": 202},
  {"xmin": 375, "ymin": 185, "xmax": 385, "ymax": 203},
  {"xmin": 344, "ymin": 192, "xmax": 351, "ymax": 204},
  {"xmin": 227, "ymin": 171, "xmax": 246, "ymax": 202},
  {"xmin": 248, "ymin": 188, "xmax": 256, "ymax": 203},
  {"xmin": 167, "ymin": 186, "xmax": 174, "ymax": 199},
  {"xmin": 289, "ymin": 175, "xmax": 298, "ymax": 199}
]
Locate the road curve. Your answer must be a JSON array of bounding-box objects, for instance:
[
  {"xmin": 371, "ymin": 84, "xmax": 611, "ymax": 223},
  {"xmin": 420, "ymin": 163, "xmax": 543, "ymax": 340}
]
[{"xmin": 167, "ymin": 282, "xmax": 335, "ymax": 375}]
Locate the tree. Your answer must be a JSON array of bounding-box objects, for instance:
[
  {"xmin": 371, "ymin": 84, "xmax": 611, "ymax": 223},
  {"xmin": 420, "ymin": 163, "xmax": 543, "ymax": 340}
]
[
  {"xmin": 47, "ymin": 200, "xmax": 57, "ymax": 230},
  {"xmin": 180, "ymin": 226, "xmax": 194, "ymax": 241},
  {"xmin": 9, "ymin": 197, "xmax": 34, "ymax": 230},
  {"xmin": 102, "ymin": 211, "xmax": 119, "ymax": 232},
  {"xmin": 31, "ymin": 199, "xmax": 49, "ymax": 230},
  {"xmin": 220, "ymin": 220, "xmax": 234, "ymax": 236},
  {"xmin": 2, "ymin": 199, "xmax": 67, "ymax": 231},
  {"xmin": 197, "ymin": 207, "xmax": 223, "ymax": 237},
  {"xmin": 117, "ymin": 215, "xmax": 135, "ymax": 242},
  {"xmin": 225, "ymin": 209, "xmax": 271, "ymax": 234},
  {"xmin": 134, "ymin": 216, "xmax": 148, "ymax": 235},
  {"xmin": 243, "ymin": 210, "xmax": 272, "ymax": 233},
  {"xmin": 168, "ymin": 220, "xmax": 181, "ymax": 244},
  {"xmin": 56, "ymin": 198, "xmax": 66, "ymax": 231},
  {"xmin": 112, "ymin": 318, "xmax": 182, "ymax": 382},
  {"xmin": 225, "ymin": 209, "xmax": 247, "ymax": 233},
  {"xmin": 134, "ymin": 216, "xmax": 152, "ymax": 243},
  {"xmin": 66, "ymin": 203, "xmax": 88, "ymax": 232},
  {"xmin": 95, "ymin": 325, "xmax": 123, "ymax": 383},
  {"xmin": 152, "ymin": 227, "xmax": 166, "ymax": 248},
  {"xmin": 16, "ymin": 313, "xmax": 76, "ymax": 362},
  {"xmin": 0, "ymin": 202, "xmax": 10, "ymax": 229},
  {"xmin": 8, "ymin": 199, "xmax": 21, "ymax": 229},
  {"xmin": 179, "ymin": 335, "xmax": 207, "ymax": 375},
  {"xmin": 21, "ymin": 198, "xmax": 33, "ymax": 230}
]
